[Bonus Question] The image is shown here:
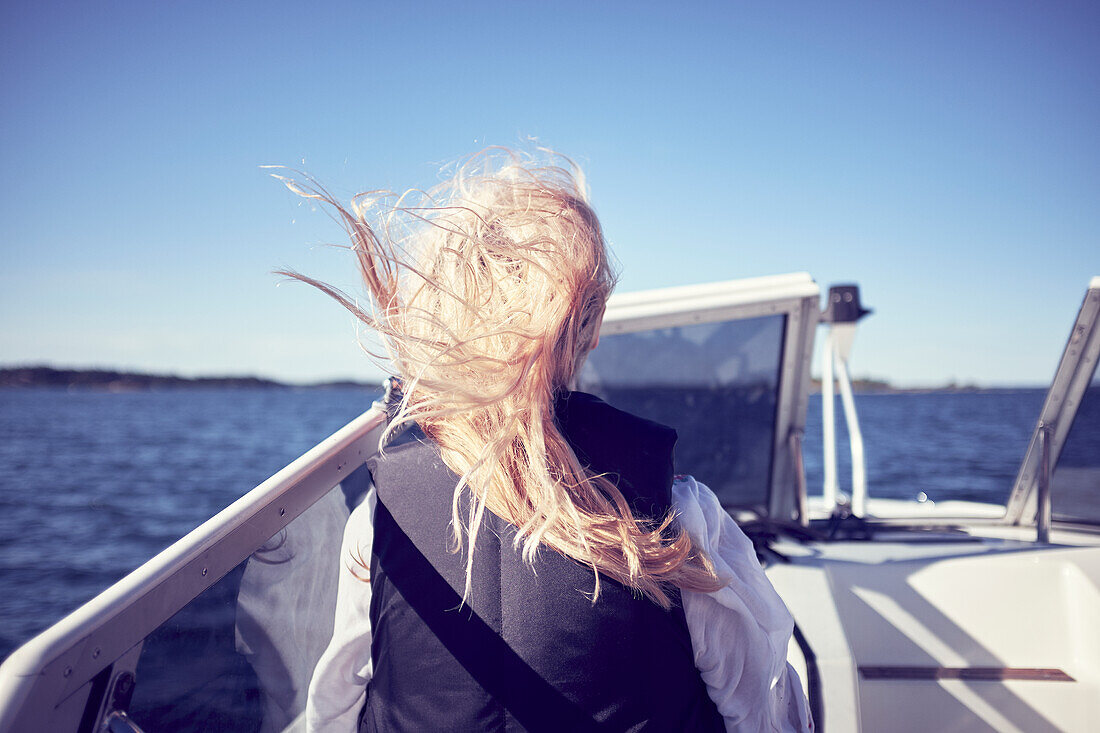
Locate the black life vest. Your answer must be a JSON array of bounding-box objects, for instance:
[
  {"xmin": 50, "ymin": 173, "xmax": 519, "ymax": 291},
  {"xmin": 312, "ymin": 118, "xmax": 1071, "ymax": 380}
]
[{"xmin": 362, "ymin": 391, "xmax": 724, "ymax": 732}]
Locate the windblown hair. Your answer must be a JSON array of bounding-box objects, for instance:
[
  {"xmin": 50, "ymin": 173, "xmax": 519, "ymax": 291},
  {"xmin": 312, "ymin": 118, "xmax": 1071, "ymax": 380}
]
[{"xmin": 277, "ymin": 148, "xmax": 720, "ymax": 607}]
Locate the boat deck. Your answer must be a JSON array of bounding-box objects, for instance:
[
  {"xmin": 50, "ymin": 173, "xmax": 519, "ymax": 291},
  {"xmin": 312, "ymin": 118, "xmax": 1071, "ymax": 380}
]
[{"xmin": 768, "ymin": 520, "xmax": 1100, "ymax": 733}]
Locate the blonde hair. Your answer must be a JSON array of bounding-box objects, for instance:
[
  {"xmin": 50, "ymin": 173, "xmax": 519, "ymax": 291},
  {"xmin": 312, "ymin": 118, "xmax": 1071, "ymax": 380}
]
[{"xmin": 277, "ymin": 148, "xmax": 719, "ymax": 607}]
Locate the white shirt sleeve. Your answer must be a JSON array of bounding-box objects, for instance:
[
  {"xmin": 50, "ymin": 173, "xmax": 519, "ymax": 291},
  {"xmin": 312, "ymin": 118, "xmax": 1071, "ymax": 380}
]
[
  {"xmin": 305, "ymin": 488, "xmax": 377, "ymax": 733},
  {"xmin": 673, "ymin": 476, "xmax": 814, "ymax": 732}
]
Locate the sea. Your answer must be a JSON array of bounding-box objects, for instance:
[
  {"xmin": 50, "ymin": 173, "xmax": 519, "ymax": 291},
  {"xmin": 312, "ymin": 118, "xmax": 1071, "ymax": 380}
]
[{"xmin": 0, "ymin": 387, "xmax": 1050, "ymax": 660}]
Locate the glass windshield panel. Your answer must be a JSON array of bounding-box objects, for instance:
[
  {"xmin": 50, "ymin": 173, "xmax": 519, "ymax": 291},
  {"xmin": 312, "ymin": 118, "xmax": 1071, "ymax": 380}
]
[
  {"xmin": 127, "ymin": 468, "xmax": 371, "ymax": 732},
  {"xmin": 579, "ymin": 314, "xmax": 786, "ymax": 509},
  {"xmin": 1053, "ymin": 363, "xmax": 1100, "ymax": 524}
]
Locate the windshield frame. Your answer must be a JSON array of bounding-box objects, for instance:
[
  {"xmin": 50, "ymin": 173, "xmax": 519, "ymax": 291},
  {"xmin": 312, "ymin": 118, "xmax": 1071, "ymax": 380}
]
[
  {"xmin": 599, "ymin": 272, "xmax": 820, "ymax": 521},
  {"xmin": 1004, "ymin": 277, "xmax": 1100, "ymax": 526}
]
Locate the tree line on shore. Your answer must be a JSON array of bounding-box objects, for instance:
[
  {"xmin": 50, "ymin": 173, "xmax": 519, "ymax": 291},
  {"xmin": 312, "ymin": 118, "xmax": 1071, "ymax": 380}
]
[
  {"xmin": 2, "ymin": 366, "xmax": 993, "ymax": 393},
  {"xmin": 0, "ymin": 366, "xmax": 375, "ymax": 390}
]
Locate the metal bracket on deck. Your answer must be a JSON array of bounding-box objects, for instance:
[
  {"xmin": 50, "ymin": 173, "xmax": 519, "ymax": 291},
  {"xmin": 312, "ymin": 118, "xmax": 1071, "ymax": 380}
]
[
  {"xmin": 1037, "ymin": 422, "xmax": 1053, "ymax": 544},
  {"xmin": 101, "ymin": 711, "xmax": 145, "ymax": 733},
  {"xmin": 789, "ymin": 428, "xmax": 808, "ymax": 527},
  {"xmin": 98, "ymin": 671, "xmax": 144, "ymax": 733}
]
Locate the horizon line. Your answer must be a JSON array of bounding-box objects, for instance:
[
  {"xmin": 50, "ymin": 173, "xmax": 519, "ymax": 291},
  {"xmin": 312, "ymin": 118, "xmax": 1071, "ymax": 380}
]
[{"xmin": 0, "ymin": 363, "xmax": 1054, "ymax": 392}]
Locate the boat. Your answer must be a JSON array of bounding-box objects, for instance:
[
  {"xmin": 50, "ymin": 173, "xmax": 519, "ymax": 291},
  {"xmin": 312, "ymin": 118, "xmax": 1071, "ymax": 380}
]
[{"xmin": 0, "ymin": 272, "xmax": 1097, "ymax": 732}]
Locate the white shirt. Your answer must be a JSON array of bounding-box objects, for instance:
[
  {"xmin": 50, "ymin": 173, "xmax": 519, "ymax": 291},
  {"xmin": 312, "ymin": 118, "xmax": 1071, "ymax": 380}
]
[{"xmin": 306, "ymin": 478, "xmax": 813, "ymax": 732}]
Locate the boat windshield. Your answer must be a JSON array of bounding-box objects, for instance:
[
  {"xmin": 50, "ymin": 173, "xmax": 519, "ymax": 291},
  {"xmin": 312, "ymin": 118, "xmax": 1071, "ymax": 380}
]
[
  {"xmin": 125, "ymin": 468, "xmax": 371, "ymax": 732},
  {"xmin": 580, "ymin": 314, "xmax": 786, "ymax": 512},
  {"xmin": 1006, "ymin": 277, "xmax": 1100, "ymax": 528},
  {"xmin": 1054, "ymin": 365, "xmax": 1100, "ymax": 525}
]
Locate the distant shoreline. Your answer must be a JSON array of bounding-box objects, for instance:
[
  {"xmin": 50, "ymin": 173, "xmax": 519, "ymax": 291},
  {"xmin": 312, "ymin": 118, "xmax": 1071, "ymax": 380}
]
[
  {"xmin": 0, "ymin": 366, "xmax": 379, "ymax": 391},
  {"xmin": 805, "ymin": 378, "xmax": 1039, "ymax": 395},
  {"xmin": 0, "ymin": 366, "xmax": 1042, "ymax": 394}
]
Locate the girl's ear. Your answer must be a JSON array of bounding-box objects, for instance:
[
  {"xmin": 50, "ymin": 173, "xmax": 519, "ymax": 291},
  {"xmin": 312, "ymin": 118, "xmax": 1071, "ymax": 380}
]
[{"xmin": 591, "ymin": 308, "xmax": 605, "ymax": 350}]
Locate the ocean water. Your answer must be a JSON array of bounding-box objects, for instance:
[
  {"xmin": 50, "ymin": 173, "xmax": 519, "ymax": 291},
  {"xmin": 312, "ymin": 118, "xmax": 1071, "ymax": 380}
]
[
  {"xmin": 0, "ymin": 387, "xmax": 377, "ymax": 659},
  {"xmin": 803, "ymin": 390, "xmax": 1047, "ymax": 504},
  {"xmin": 0, "ymin": 387, "xmax": 1049, "ymax": 659}
]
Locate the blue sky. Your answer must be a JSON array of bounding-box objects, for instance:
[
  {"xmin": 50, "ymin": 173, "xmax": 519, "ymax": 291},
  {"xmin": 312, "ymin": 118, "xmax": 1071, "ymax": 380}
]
[{"xmin": 1, "ymin": 1, "xmax": 1097, "ymax": 386}]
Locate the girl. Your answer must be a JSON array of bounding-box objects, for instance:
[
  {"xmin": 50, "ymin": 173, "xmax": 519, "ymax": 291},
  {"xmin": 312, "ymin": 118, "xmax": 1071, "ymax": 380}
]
[{"xmin": 287, "ymin": 149, "xmax": 812, "ymax": 732}]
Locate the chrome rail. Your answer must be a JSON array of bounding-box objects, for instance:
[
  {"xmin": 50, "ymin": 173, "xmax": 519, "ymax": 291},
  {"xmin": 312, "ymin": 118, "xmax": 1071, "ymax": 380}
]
[{"xmin": 819, "ymin": 285, "xmax": 872, "ymax": 519}]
